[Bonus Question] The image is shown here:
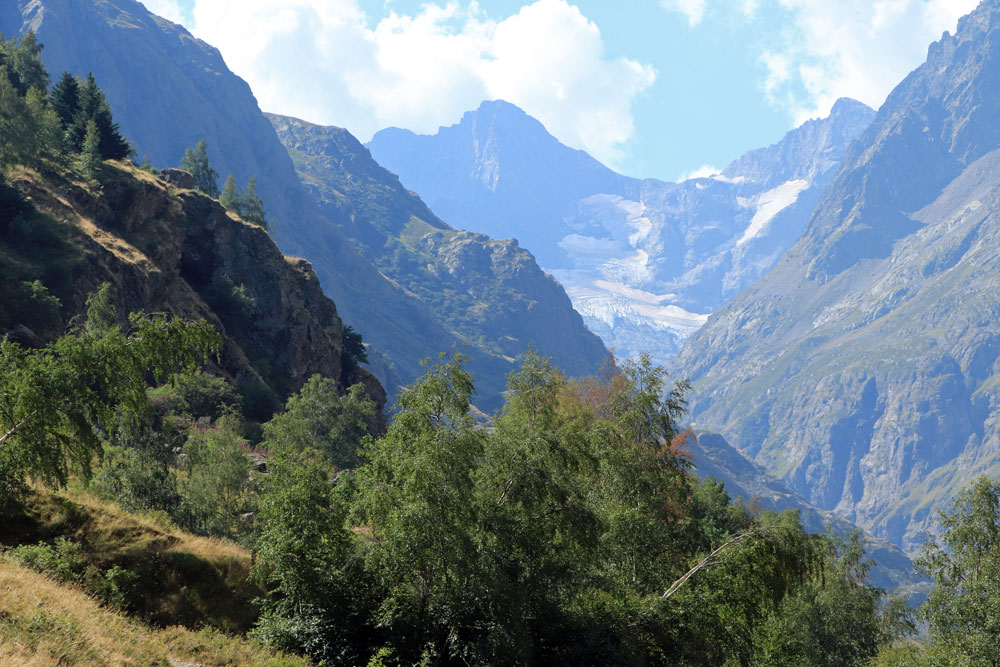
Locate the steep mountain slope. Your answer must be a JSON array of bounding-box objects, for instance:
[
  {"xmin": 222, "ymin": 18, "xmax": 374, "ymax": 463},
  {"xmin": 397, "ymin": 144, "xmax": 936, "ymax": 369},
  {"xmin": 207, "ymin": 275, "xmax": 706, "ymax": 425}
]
[
  {"xmin": 268, "ymin": 113, "xmax": 609, "ymax": 405},
  {"xmin": 369, "ymin": 99, "xmax": 874, "ymax": 363},
  {"xmin": 672, "ymin": 0, "xmax": 1000, "ymax": 552},
  {"xmin": 2, "ymin": 160, "xmax": 382, "ymax": 409},
  {"xmin": 0, "ymin": 0, "xmax": 611, "ymax": 410},
  {"xmin": 690, "ymin": 432, "xmax": 921, "ymax": 595}
]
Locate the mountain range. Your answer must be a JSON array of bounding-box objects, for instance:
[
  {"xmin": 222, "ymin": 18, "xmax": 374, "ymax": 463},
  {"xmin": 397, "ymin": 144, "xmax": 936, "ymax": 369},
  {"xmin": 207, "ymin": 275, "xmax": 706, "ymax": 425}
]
[
  {"xmin": 672, "ymin": 0, "xmax": 1000, "ymax": 552},
  {"xmin": 368, "ymin": 97, "xmax": 875, "ymax": 363}
]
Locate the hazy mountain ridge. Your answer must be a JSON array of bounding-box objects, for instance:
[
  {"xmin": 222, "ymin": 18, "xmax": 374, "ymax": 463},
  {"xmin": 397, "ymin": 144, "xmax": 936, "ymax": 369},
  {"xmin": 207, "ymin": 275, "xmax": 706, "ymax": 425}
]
[
  {"xmin": 268, "ymin": 113, "xmax": 611, "ymax": 407},
  {"xmin": 672, "ymin": 0, "xmax": 1000, "ymax": 552},
  {"xmin": 369, "ymin": 98, "xmax": 874, "ymax": 364},
  {"xmin": 0, "ymin": 0, "xmax": 611, "ymax": 411}
]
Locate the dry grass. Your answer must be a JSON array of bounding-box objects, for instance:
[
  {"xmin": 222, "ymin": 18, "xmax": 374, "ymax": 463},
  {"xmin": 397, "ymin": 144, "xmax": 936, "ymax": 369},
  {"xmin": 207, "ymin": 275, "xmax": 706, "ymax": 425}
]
[
  {"xmin": 0, "ymin": 559, "xmax": 308, "ymax": 667},
  {"xmin": 1, "ymin": 486, "xmax": 261, "ymax": 633}
]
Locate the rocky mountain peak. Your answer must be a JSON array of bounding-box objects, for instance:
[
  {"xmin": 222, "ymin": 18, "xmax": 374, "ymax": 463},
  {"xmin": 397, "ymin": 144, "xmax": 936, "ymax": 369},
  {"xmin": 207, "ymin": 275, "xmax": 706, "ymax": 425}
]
[{"xmin": 671, "ymin": 0, "xmax": 1000, "ymax": 552}]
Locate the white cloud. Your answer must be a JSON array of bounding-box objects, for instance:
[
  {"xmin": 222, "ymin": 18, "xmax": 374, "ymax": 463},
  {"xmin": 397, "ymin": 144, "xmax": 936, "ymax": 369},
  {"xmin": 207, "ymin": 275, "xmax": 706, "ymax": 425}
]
[
  {"xmin": 679, "ymin": 164, "xmax": 721, "ymax": 181},
  {"xmin": 661, "ymin": 0, "xmax": 708, "ymax": 26},
  {"xmin": 141, "ymin": 0, "xmax": 187, "ymax": 24},
  {"xmin": 761, "ymin": 0, "xmax": 980, "ymax": 121},
  {"xmin": 185, "ymin": 0, "xmax": 654, "ymax": 166}
]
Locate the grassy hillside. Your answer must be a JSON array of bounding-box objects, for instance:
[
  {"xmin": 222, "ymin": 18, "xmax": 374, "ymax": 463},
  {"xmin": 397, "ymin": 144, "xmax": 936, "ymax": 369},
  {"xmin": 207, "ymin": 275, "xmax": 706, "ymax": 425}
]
[{"xmin": 0, "ymin": 487, "xmax": 308, "ymax": 667}]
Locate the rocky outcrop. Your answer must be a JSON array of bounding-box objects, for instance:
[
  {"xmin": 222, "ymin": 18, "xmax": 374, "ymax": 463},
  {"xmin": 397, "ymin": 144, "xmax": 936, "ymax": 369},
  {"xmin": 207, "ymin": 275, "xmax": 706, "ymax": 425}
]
[
  {"xmin": 269, "ymin": 113, "xmax": 611, "ymax": 410},
  {"xmin": 14, "ymin": 161, "xmax": 384, "ymax": 411},
  {"xmin": 672, "ymin": 0, "xmax": 1000, "ymax": 553}
]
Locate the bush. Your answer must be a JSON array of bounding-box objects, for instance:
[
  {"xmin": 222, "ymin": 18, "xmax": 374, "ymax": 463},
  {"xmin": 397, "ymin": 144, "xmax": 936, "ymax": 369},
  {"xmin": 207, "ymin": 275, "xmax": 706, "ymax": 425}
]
[
  {"xmin": 150, "ymin": 370, "xmax": 241, "ymax": 422},
  {"xmin": 8, "ymin": 537, "xmax": 86, "ymax": 584}
]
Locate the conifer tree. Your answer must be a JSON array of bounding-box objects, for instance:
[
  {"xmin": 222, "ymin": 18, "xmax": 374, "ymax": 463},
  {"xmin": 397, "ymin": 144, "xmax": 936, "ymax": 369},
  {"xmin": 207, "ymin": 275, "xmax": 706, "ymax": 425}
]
[
  {"xmin": 79, "ymin": 119, "xmax": 101, "ymax": 179},
  {"xmin": 219, "ymin": 173, "xmax": 240, "ymax": 211},
  {"xmin": 50, "ymin": 71, "xmax": 80, "ymax": 129},
  {"xmin": 181, "ymin": 139, "xmax": 219, "ymax": 197},
  {"xmin": 64, "ymin": 73, "xmax": 130, "ymax": 159},
  {"xmin": 241, "ymin": 176, "xmax": 268, "ymax": 229}
]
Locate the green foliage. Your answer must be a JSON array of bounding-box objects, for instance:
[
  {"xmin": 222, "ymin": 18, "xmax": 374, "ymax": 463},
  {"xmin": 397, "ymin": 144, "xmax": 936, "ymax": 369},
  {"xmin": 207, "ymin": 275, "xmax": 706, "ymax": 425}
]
[
  {"xmin": 0, "ymin": 32, "xmax": 48, "ymax": 95},
  {"xmin": 180, "ymin": 139, "xmax": 219, "ymax": 197},
  {"xmin": 4, "ymin": 280, "xmax": 62, "ymax": 337},
  {"xmin": 0, "ymin": 300, "xmax": 221, "ymax": 508},
  {"xmin": 249, "ymin": 352, "xmax": 895, "ymax": 666},
  {"xmin": 342, "ymin": 324, "xmax": 369, "ymax": 366},
  {"xmin": 78, "ymin": 118, "xmax": 102, "ymax": 179},
  {"xmin": 150, "ymin": 370, "xmax": 242, "ymax": 422},
  {"xmin": 205, "ymin": 272, "xmax": 256, "ymax": 324},
  {"xmin": 263, "ymin": 376, "xmax": 375, "ymax": 469},
  {"xmin": 251, "ymin": 450, "xmax": 365, "ymax": 664},
  {"xmin": 83, "ymin": 282, "xmax": 120, "ymax": 336},
  {"xmin": 0, "ymin": 64, "xmax": 56, "ymax": 169},
  {"xmin": 176, "ymin": 410, "xmax": 254, "ymax": 540},
  {"xmin": 752, "ymin": 532, "xmax": 912, "ymax": 666},
  {"xmin": 50, "ymin": 71, "xmax": 80, "ymax": 129},
  {"xmin": 220, "ymin": 173, "xmax": 269, "ymax": 229},
  {"xmin": 137, "ymin": 154, "xmax": 158, "ymax": 174},
  {"xmin": 220, "ymin": 173, "xmax": 240, "ymax": 210},
  {"xmin": 93, "ymin": 446, "xmax": 180, "ymax": 514},
  {"xmin": 8, "ymin": 536, "xmax": 86, "ymax": 584},
  {"xmin": 916, "ymin": 476, "xmax": 1000, "ymax": 665},
  {"xmin": 64, "ymin": 73, "xmax": 131, "ymax": 160}
]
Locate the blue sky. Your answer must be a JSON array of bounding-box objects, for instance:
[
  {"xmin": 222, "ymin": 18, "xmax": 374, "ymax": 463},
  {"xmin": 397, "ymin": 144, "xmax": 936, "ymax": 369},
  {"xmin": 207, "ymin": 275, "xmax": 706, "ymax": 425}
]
[{"xmin": 144, "ymin": 0, "xmax": 976, "ymax": 182}]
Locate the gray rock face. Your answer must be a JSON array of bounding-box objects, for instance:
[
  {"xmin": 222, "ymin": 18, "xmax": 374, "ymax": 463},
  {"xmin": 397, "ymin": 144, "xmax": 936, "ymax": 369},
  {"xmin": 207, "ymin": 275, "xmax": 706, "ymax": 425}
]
[
  {"xmin": 2, "ymin": 0, "xmax": 611, "ymax": 410},
  {"xmin": 672, "ymin": 0, "xmax": 1000, "ymax": 553},
  {"xmin": 368, "ymin": 99, "xmax": 874, "ymax": 365}
]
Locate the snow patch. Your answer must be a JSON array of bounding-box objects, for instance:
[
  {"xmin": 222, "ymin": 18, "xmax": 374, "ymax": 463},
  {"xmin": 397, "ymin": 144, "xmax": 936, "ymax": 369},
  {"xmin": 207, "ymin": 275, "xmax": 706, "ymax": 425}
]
[{"xmin": 737, "ymin": 179, "xmax": 809, "ymax": 246}]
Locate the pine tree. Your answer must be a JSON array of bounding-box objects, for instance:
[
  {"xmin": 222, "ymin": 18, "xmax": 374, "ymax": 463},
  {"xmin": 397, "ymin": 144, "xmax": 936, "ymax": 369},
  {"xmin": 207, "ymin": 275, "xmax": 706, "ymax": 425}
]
[
  {"xmin": 219, "ymin": 173, "xmax": 241, "ymax": 211},
  {"xmin": 50, "ymin": 72, "xmax": 80, "ymax": 129},
  {"xmin": 180, "ymin": 139, "xmax": 219, "ymax": 198},
  {"xmin": 79, "ymin": 119, "xmax": 102, "ymax": 179},
  {"xmin": 65, "ymin": 73, "xmax": 131, "ymax": 159},
  {"xmin": 240, "ymin": 176, "xmax": 268, "ymax": 229}
]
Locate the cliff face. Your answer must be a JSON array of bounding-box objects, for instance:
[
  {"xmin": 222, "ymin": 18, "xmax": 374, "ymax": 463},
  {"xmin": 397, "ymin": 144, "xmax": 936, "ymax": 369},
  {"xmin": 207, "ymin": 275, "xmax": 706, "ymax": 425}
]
[
  {"xmin": 672, "ymin": 0, "xmax": 1000, "ymax": 552},
  {"xmin": 7, "ymin": 160, "xmax": 384, "ymax": 410},
  {"xmin": 268, "ymin": 113, "xmax": 611, "ymax": 407}
]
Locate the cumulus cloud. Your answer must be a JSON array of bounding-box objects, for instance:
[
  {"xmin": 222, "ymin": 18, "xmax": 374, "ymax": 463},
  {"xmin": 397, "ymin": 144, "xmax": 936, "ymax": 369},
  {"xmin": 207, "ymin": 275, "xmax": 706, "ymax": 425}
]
[
  {"xmin": 762, "ymin": 0, "xmax": 980, "ymax": 121},
  {"xmin": 661, "ymin": 0, "xmax": 708, "ymax": 26},
  {"xmin": 185, "ymin": 0, "xmax": 655, "ymax": 166}
]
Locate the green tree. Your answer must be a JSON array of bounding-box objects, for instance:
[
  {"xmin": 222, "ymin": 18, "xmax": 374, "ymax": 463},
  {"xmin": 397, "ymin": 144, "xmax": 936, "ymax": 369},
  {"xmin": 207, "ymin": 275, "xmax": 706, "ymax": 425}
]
[
  {"xmin": 240, "ymin": 176, "xmax": 268, "ymax": 229},
  {"xmin": 251, "ymin": 450, "xmax": 367, "ymax": 664},
  {"xmin": 82, "ymin": 282, "xmax": 120, "ymax": 337},
  {"xmin": 263, "ymin": 376, "xmax": 376, "ymax": 469},
  {"xmin": 0, "ymin": 32, "xmax": 48, "ymax": 95},
  {"xmin": 176, "ymin": 409, "xmax": 253, "ymax": 539},
  {"xmin": 917, "ymin": 476, "xmax": 1000, "ymax": 665},
  {"xmin": 220, "ymin": 173, "xmax": 240, "ymax": 211},
  {"xmin": 180, "ymin": 139, "xmax": 219, "ymax": 197},
  {"xmin": 352, "ymin": 354, "xmax": 484, "ymax": 662},
  {"xmin": 78, "ymin": 118, "xmax": 102, "ymax": 179},
  {"xmin": 0, "ymin": 306, "xmax": 220, "ymax": 508},
  {"xmin": 50, "ymin": 71, "xmax": 80, "ymax": 129},
  {"xmin": 341, "ymin": 324, "xmax": 369, "ymax": 367},
  {"xmin": 753, "ymin": 532, "xmax": 911, "ymax": 666},
  {"xmin": 66, "ymin": 74, "xmax": 131, "ymax": 160}
]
